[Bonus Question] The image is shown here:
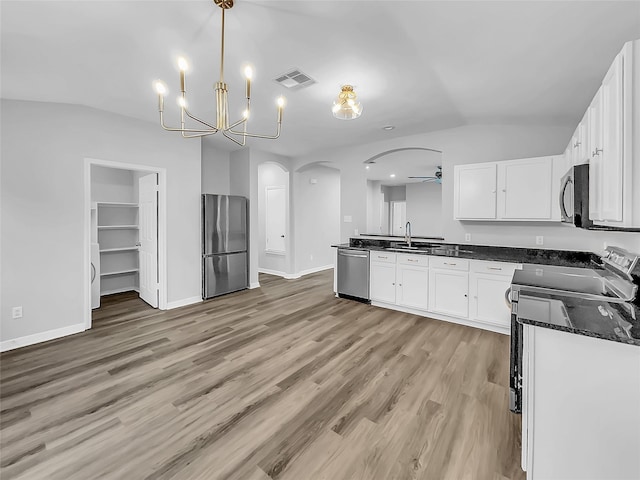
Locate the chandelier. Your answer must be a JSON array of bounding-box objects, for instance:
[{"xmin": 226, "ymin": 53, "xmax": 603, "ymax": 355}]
[
  {"xmin": 332, "ymin": 85, "xmax": 362, "ymax": 120},
  {"xmin": 153, "ymin": 0, "xmax": 285, "ymax": 146}
]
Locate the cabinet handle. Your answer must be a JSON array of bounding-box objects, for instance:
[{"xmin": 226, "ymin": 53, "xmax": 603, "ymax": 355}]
[
  {"xmin": 573, "ymin": 141, "xmax": 581, "ymax": 148},
  {"xmin": 392, "ymin": 282, "xmax": 395, "ymax": 285},
  {"xmin": 464, "ymin": 294, "xmax": 468, "ymax": 298},
  {"xmin": 491, "ymin": 190, "xmax": 497, "ymax": 193},
  {"xmin": 488, "ymin": 267, "xmax": 502, "ymax": 271},
  {"xmin": 444, "ymin": 262, "xmax": 457, "ymax": 266},
  {"xmin": 592, "ymin": 148, "xmax": 603, "ymax": 156},
  {"xmin": 408, "ymin": 259, "xmax": 417, "ymax": 262},
  {"xmin": 378, "ymin": 256, "xmax": 388, "ymax": 259},
  {"xmin": 399, "ymin": 284, "xmax": 402, "ymax": 287},
  {"xmin": 502, "ymin": 189, "xmax": 506, "ymax": 192}
]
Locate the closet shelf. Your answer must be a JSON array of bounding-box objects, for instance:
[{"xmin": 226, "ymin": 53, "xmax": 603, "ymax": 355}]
[
  {"xmin": 97, "ymin": 202, "xmax": 139, "ymax": 208},
  {"xmin": 97, "ymin": 225, "xmax": 139, "ymax": 230},
  {"xmin": 100, "ymin": 247, "xmax": 139, "ymax": 253},
  {"xmin": 101, "ymin": 269, "xmax": 139, "ymax": 277}
]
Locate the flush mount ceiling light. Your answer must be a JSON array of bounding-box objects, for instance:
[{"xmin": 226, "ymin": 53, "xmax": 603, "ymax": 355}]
[
  {"xmin": 153, "ymin": 0, "xmax": 284, "ymax": 146},
  {"xmin": 332, "ymin": 85, "xmax": 362, "ymax": 120}
]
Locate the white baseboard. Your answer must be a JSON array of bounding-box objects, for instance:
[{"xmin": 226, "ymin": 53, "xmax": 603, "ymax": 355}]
[
  {"xmin": 258, "ymin": 268, "xmax": 288, "ymax": 278},
  {"xmin": 290, "ymin": 264, "xmax": 334, "ymax": 279},
  {"xmin": 0, "ymin": 323, "xmax": 87, "ymax": 352},
  {"xmin": 165, "ymin": 296, "xmax": 202, "ymax": 310},
  {"xmin": 259, "ymin": 264, "xmax": 334, "ymax": 280},
  {"xmin": 249, "ymin": 282, "xmax": 261, "ymax": 289}
]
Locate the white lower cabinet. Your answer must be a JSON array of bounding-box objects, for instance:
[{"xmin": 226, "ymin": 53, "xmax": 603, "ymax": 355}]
[
  {"xmin": 396, "ymin": 255, "xmax": 429, "ymax": 310},
  {"xmin": 370, "ymin": 252, "xmax": 428, "ymax": 309},
  {"xmin": 368, "ymin": 251, "xmax": 517, "ymax": 334},
  {"xmin": 370, "ymin": 252, "xmax": 397, "ymax": 303},
  {"xmin": 469, "ymin": 260, "xmax": 521, "ymax": 329},
  {"xmin": 428, "ymin": 257, "xmax": 469, "ymax": 318},
  {"xmin": 522, "ymin": 325, "xmax": 640, "ymax": 479}
]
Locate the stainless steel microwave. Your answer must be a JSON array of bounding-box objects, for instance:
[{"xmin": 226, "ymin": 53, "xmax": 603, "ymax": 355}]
[{"xmin": 559, "ymin": 163, "xmax": 592, "ymax": 228}]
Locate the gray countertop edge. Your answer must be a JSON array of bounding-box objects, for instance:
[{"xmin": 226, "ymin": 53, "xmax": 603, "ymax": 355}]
[{"xmin": 518, "ymin": 318, "xmax": 640, "ymax": 347}]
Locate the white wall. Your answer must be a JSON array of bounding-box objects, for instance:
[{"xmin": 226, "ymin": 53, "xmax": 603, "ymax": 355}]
[
  {"xmin": 258, "ymin": 162, "xmax": 289, "ymax": 275},
  {"xmin": 201, "ymin": 140, "xmax": 230, "ymax": 195},
  {"xmin": 295, "ymin": 123, "xmax": 640, "ymax": 253},
  {"xmin": 406, "ymin": 182, "xmax": 443, "ymax": 238},
  {"xmin": 294, "ymin": 165, "xmax": 340, "ymax": 273},
  {"xmin": 366, "ymin": 180, "xmax": 383, "ymax": 234},
  {"xmin": 1, "ymin": 99, "xmax": 203, "ymax": 345},
  {"xmin": 91, "ymin": 165, "xmax": 134, "ymax": 203}
]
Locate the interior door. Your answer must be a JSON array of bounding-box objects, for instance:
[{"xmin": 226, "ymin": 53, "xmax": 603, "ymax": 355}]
[
  {"xmin": 138, "ymin": 173, "xmax": 158, "ymax": 308},
  {"xmin": 265, "ymin": 186, "xmax": 286, "ymax": 253},
  {"xmin": 390, "ymin": 201, "xmax": 406, "ymax": 235}
]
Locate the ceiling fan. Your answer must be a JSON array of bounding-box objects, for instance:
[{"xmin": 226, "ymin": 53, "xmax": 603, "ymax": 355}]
[{"xmin": 409, "ymin": 166, "xmax": 442, "ymax": 184}]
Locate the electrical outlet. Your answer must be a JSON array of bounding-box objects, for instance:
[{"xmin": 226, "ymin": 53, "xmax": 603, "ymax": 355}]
[
  {"xmin": 354, "ymin": 228, "xmax": 359, "ymax": 235},
  {"xmin": 343, "ymin": 215, "xmax": 352, "ymax": 223},
  {"xmin": 536, "ymin": 236, "xmax": 544, "ymax": 246},
  {"xmin": 465, "ymin": 233, "xmax": 471, "ymax": 242},
  {"xmin": 12, "ymin": 306, "xmax": 23, "ymax": 319}
]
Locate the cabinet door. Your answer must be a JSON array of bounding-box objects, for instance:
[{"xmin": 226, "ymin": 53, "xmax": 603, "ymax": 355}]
[
  {"xmin": 598, "ymin": 53, "xmax": 624, "ymax": 222},
  {"xmin": 454, "ymin": 163, "xmax": 497, "ymax": 219},
  {"xmin": 588, "ymin": 88, "xmax": 603, "ymax": 220},
  {"xmin": 370, "ymin": 262, "xmax": 396, "ymax": 303},
  {"xmin": 396, "ymin": 264, "xmax": 428, "ymax": 310},
  {"xmin": 428, "ymin": 268, "xmax": 469, "ymax": 318},
  {"xmin": 498, "ymin": 157, "xmax": 553, "ymax": 220},
  {"xmin": 469, "ymin": 272, "xmax": 512, "ymax": 328}
]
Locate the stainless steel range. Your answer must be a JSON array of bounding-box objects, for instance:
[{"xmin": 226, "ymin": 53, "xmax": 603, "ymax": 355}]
[{"xmin": 509, "ymin": 246, "xmax": 640, "ymax": 413}]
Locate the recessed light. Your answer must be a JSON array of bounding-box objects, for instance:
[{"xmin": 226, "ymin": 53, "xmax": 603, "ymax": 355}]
[
  {"xmin": 382, "ymin": 125, "xmax": 395, "ymax": 131},
  {"xmin": 365, "ymin": 165, "xmax": 370, "ymax": 170},
  {"xmin": 390, "ymin": 174, "xmax": 396, "ymax": 178}
]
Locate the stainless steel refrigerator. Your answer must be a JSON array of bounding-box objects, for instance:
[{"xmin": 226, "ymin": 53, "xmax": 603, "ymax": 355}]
[{"xmin": 202, "ymin": 194, "xmax": 248, "ymax": 299}]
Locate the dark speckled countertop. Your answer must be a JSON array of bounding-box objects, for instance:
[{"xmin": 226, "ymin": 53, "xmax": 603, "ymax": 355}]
[
  {"xmin": 332, "ymin": 238, "xmax": 600, "ymax": 268},
  {"xmin": 516, "ymin": 290, "xmax": 640, "ymax": 347}
]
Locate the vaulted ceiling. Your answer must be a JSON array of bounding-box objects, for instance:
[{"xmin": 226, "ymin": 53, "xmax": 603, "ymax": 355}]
[{"xmin": 2, "ymin": 1, "xmax": 639, "ymax": 157}]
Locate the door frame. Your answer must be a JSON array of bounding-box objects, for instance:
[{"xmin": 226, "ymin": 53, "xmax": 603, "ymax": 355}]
[{"xmin": 83, "ymin": 158, "xmax": 168, "ymax": 330}]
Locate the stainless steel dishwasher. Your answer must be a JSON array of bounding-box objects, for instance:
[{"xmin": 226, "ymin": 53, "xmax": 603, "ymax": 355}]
[{"xmin": 337, "ymin": 248, "xmax": 370, "ymax": 301}]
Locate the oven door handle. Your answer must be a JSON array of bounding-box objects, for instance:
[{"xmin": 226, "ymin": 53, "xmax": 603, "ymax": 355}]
[{"xmin": 505, "ymin": 287, "xmax": 512, "ymax": 308}]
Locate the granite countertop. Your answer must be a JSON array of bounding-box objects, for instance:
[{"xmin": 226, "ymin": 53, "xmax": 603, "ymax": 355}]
[
  {"xmin": 516, "ymin": 290, "xmax": 640, "ymax": 347},
  {"xmin": 332, "ymin": 239, "xmax": 600, "ymax": 268}
]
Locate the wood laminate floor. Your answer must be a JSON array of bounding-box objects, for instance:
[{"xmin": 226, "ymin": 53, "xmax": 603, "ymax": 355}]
[{"xmin": 0, "ymin": 271, "xmax": 524, "ymax": 480}]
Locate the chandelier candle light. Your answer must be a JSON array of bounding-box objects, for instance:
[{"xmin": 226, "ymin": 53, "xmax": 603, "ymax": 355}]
[
  {"xmin": 332, "ymin": 85, "xmax": 362, "ymax": 120},
  {"xmin": 153, "ymin": 0, "xmax": 285, "ymax": 146}
]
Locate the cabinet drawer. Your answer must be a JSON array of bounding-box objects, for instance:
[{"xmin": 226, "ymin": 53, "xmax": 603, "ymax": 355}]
[
  {"xmin": 397, "ymin": 254, "xmax": 428, "ymax": 267},
  {"xmin": 470, "ymin": 259, "xmax": 520, "ymax": 276},
  {"xmin": 370, "ymin": 251, "xmax": 396, "ymax": 264},
  {"xmin": 429, "ymin": 256, "xmax": 469, "ymax": 271}
]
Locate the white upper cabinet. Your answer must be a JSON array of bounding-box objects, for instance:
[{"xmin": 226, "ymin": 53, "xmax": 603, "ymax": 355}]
[
  {"xmin": 566, "ymin": 111, "xmax": 589, "ymax": 166},
  {"xmin": 498, "ymin": 157, "xmax": 553, "ymax": 220},
  {"xmin": 454, "ymin": 156, "xmax": 558, "ymax": 221},
  {"xmin": 454, "ymin": 163, "xmax": 497, "ymax": 220},
  {"xmin": 587, "ymin": 40, "xmax": 639, "ymax": 228},
  {"xmin": 590, "ymin": 51, "xmax": 624, "ymax": 222}
]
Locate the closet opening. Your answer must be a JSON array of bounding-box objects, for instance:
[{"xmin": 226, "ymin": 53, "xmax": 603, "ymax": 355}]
[{"xmin": 84, "ymin": 158, "xmax": 167, "ymax": 329}]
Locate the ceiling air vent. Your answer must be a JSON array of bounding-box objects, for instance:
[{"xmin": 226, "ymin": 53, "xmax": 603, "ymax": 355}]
[{"xmin": 274, "ymin": 69, "xmax": 316, "ymax": 90}]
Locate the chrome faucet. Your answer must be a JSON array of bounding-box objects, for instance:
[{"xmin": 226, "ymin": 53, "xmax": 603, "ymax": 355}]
[{"xmin": 405, "ymin": 221, "xmax": 412, "ymax": 247}]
